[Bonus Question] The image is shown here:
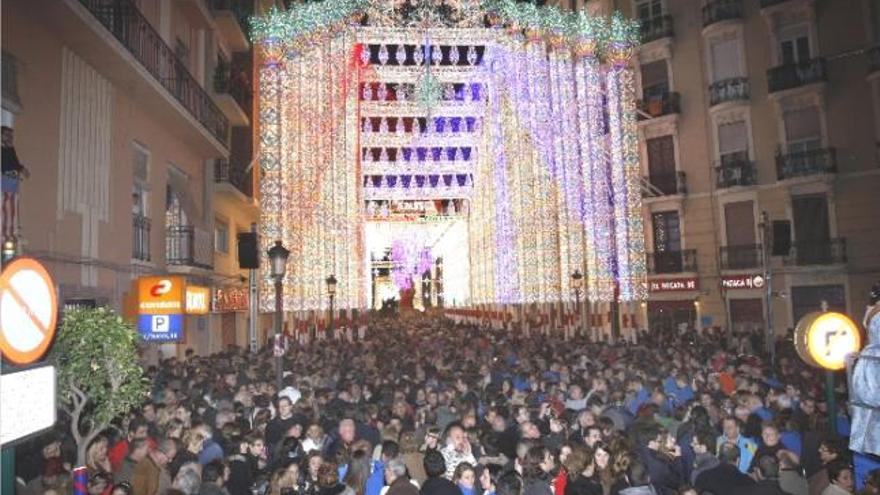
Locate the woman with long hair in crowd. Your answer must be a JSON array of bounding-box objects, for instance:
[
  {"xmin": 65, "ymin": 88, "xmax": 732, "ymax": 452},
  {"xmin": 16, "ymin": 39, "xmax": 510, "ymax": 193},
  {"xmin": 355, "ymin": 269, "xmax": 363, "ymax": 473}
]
[
  {"xmin": 563, "ymin": 445, "xmax": 602, "ymax": 495},
  {"xmin": 453, "ymin": 462, "xmax": 477, "ymax": 495}
]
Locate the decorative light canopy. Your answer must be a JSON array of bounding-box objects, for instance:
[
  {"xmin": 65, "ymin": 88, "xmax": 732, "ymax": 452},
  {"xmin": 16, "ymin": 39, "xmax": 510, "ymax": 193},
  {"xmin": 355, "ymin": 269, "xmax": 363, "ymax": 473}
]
[{"xmin": 254, "ymin": 0, "xmax": 645, "ymax": 313}]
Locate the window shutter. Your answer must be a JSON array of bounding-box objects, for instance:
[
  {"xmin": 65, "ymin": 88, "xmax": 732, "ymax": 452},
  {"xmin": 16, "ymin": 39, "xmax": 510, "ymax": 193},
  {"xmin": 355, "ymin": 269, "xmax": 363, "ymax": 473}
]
[
  {"xmin": 640, "ymin": 60, "xmax": 668, "ymax": 90},
  {"xmin": 711, "ymin": 38, "xmax": 740, "ymax": 81},
  {"xmin": 784, "ymin": 107, "xmax": 821, "ymax": 143},
  {"xmin": 718, "ymin": 121, "xmax": 747, "ymax": 156}
]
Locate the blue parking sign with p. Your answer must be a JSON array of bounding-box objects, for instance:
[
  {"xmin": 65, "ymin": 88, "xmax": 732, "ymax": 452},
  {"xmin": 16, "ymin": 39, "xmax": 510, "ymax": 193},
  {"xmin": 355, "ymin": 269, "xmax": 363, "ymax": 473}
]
[{"xmin": 138, "ymin": 314, "xmax": 183, "ymax": 342}]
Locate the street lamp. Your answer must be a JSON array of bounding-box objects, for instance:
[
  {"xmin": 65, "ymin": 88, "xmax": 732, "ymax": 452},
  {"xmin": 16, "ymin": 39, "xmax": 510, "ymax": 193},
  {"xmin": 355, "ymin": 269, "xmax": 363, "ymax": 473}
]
[
  {"xmin": 267, "ymin": 240, "xmax": 289, "ymax": 390},
  {"xmin": 326, "ymin": 274, "xmax": 337, "ymax": 337},
  {"xmin": 571, "ymin": 270, "xmax": 584, "ymax": 337}
]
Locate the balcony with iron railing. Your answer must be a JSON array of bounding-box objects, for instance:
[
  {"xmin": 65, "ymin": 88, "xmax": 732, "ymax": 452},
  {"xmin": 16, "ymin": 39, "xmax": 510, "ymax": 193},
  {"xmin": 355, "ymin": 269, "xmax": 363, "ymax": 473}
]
[
  {"xmin": 868, "ymin": 46, "xmax": 880, "ymax": 74},
  {"xmin": 647, "ymin": 249, "xmax": 698, "ymax": 274},
  {"xmin": 78, "ymin": 0, "xmax": 229, "ymax": 146},
  {"xmin": 767, "ymin": 58, "xmax": 827, "ymax": 93},
  {"xmin": 643, "ymin": 171, "xmax": 687, "ymax": 197},
  {"xmin": 776, "ymin": 147, "xmax": 837, "ymax": 180},
  {"xmin": 716, "ymin": 158, "xmax": 757, "ymax": 188},
  {"xmin": 132, "ymin": 214, "xmax": 151, "ymax": 262},
  {"xmin": 709, "ymin": 77, "xmax": 749, "ymax": 106},
  {"xmin": 166, "ymin": 225, "xmax": 214, "ymax": 269},
  {"xmin": 213, "ymin": 62, "xmax": 250, "ymax": 126},
  {"xmin": 703, "ymin": 0, "xmax": 742, "ymax": 27},
  {"xmin": 720, "ymin": 244, "xmax": 762, "ymax": 270},
  {"xmin": 783, "ymin": 238, "xmax": 847, "ymax": 266},
  {"xmin": 638, "ymin": 92, "xmax": 681, "ymax": 120},
  {"xmin": 640, "ymin": 15, "xmax": 674, "ymax": 44},
  {"xmin": 215, "ymin": 159, "xmax": 253, "ymax": 197}
]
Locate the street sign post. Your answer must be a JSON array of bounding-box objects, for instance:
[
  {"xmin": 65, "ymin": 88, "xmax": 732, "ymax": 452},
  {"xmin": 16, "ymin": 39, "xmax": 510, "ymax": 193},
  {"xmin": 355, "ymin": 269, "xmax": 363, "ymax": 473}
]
[{"xmin": 0, "ymin": 257, "xmax": 58, "ymax": 364}]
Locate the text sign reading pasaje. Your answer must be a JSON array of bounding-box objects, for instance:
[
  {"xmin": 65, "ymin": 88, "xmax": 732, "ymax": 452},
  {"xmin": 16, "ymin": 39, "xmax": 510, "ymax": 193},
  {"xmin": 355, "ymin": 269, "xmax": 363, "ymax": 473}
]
[{"xmin": 721, "ymin": 274, "xmax": 765, "ymax": 290}]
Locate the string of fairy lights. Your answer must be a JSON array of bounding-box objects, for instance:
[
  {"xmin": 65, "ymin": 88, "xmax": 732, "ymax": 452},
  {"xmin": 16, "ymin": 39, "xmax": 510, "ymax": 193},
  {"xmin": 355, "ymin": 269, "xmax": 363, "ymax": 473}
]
[{"xmin": 254, "ymin": 0, "xmax": 647, "ymax": 313}]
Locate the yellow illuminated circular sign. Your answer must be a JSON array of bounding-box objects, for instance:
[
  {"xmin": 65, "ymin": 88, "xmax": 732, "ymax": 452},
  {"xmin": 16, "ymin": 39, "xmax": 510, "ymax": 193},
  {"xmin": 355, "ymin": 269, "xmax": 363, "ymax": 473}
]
[{"xmin": 794, "ymin": 311, "xmax": 862, "ymax": 370}]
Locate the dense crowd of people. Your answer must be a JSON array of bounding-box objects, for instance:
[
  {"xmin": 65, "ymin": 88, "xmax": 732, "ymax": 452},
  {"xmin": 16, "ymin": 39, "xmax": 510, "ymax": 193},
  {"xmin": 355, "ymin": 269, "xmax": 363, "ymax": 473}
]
[{"xmin": 13, "ymin": 313, "xmax": 880, "ymax": 495}]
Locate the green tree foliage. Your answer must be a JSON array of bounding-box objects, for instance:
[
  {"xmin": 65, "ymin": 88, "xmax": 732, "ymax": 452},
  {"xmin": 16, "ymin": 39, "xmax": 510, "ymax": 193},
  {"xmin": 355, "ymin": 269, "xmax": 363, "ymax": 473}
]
[{"xmin": 49, "ymin": 308, "xmax": 148, "ymax": 466}]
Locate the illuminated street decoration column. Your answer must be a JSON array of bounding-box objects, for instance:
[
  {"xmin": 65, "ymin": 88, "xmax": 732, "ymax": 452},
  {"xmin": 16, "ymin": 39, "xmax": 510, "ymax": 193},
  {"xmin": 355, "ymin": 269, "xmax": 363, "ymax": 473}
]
[
  {"xmin": 258, "ymin": 37, "xmax": 286, "ymax": 311},
  {"xmin": 573, "ymin": 14, "xmax": 614, "ymax": 304},
  {"xmin": 605, "ymin": 14, "xmax": 647, "ymax": 302}
]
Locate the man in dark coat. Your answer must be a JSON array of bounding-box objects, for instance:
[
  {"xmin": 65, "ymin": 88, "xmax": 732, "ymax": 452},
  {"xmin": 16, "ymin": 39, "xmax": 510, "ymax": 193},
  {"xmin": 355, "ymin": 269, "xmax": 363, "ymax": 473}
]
[
  {"xmin": 420, "ymin": 450, "xmax": 459, "ymax": 495},
  {"xmin": 695, "ymin": 442, "xmax": 756, "ymax": 495}
]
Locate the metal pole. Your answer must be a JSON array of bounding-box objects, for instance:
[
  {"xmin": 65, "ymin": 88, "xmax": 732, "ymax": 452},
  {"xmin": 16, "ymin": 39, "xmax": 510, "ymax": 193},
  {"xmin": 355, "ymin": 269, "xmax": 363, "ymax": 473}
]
[
  {"xmin": 329, "ymin": 294, "xmax": 335, "ymax": 338},
  {"xmin": 826, "ymin": 371, "xmax": 837, "ymax": 436},
  {"xmin": 274, "ymin": 276, "xmax": 283, "ymax": 390},
  {"xmin": 248, "ymin": 223, "xmax": 258, "ymax": 353},
  {"xmin": 575, "ymin": 290, "xmax": 582, "ymax": 338},
  {"xmin": 761, "ymin": 212, "xmax": 776, "ymax": 369}
]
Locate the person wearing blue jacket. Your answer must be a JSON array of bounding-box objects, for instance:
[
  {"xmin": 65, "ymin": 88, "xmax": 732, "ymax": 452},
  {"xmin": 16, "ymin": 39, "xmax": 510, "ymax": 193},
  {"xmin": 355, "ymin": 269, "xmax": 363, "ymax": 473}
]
[
  {"xmin": 366, "ymin": 441, "xmax": 400, "ymax": 495},
  {"xmin": 626, "ymin": 378, "xmax": 651, "ymax": 415},
  {"xmin": 716, "ymin": 417, "xmax": 757, "ymax": 474}
]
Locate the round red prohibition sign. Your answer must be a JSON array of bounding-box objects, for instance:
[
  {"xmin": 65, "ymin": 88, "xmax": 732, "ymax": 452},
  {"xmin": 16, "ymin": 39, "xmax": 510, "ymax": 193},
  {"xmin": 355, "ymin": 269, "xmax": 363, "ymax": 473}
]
[{"xmin": 0, "ymin": 258, "xmax": 58, "ymax": 364}]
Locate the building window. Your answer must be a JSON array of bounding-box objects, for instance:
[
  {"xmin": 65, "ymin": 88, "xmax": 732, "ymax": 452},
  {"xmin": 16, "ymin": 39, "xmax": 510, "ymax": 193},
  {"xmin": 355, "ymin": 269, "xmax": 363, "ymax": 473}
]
[
  {"xmin": 215, "ymin": 220, "xmax": 229, "ymax": 254},
  {"xmin": 635, "ymin": 0, "xmax": 663, "ymax": 21},
  {"xmin": 709, "ymin": 38, "xmax": 742, "ymax": 82},
  {"xmin": 778, "ymin": 25, "xmax": 811, "ymax": 65},
  {"xmin": 641, "ymin": 60, "xmax": 669, "ymax": 100},
  {"xmin": 652, "ymin": 211, "xmax": 681, "ymax": 252},
  {"xmin": 646, "ymin": 135, "xmax": 677, "ymax": 193},
  {"xmin": 784, "ymin": 107, "xmax": 822, "ymax": 153},
  {"xmin": 133, "ymin": 147, "xmax": 149, "ymax": 215},
  {"xmin": 718, "ymin": 121, "xmax": 748, "ymax": 165}
]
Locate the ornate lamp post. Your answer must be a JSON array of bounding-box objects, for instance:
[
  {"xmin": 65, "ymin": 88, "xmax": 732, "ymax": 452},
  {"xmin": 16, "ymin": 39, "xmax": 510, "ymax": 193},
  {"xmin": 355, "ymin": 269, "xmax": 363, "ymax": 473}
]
[
  {"xmin": 571, "ymin": 270, "xmax": 584, "ymax": 337},
  {"xmin": 267, "ymin": 240, "xmax": 289, "ymax": 390},
  {"xmin": 326, "ymin": 274, "xmax": 337, "ymax": 337}
]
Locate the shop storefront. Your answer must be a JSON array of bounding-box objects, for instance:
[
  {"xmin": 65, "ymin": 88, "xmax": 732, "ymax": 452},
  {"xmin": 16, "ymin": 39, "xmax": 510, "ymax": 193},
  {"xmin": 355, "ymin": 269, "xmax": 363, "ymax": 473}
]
[
  {"xmin": 647, "ymin": 277, "xmax": 699, "ymax": 333},
  {"xmin": 212, "ymin": 285, "xmax": 249, "ymax": 349},
  {"xmin": 722, "ymin": 274, "xmax": 765, "ymax": 332}
]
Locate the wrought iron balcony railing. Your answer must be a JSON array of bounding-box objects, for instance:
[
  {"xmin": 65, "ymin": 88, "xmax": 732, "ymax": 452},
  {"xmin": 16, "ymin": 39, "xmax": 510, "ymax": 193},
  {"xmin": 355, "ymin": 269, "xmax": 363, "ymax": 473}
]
[
  {"xmin": 720, "ymin": 244, "xmax": 762, "ymax": 270},
  {"xmin": 166, "ymin": 225, "xmax": 213, "ymax": 269},
  {"xmin": 638, "ymin": 92, "xmax": 681, "ymax": 120},
  {"xmin": 132, "ymin": 214, "xmax": 151, "ymax": 262},
  {"xmin": 767, "ymin": 58, "xmax": 827, "ymax": 93},
  {"xmin": 716, "ymin": 160, "xmax": 757, "ymax": 188},
  {"xmin": 78, "ymin": 0, "xmax": 228, "ymax": 144},
  {"xmin": 640, "ymin": 15, "xmax": 674, "ymax": 43},
  {"xmin": 703, "ymin": 0, "xmax": 742, "ymax": 27},
  {"xmin": 213, "ymin": 63, "xmax": 251, "ymax": 113},
  {"xmin": 644, "ymin": 171, "xmax": 687, "ymax": 197},
  {"xmin": 783, "ymin": 238, "xmax": 847, "ymax": 266},
  {"xmin": 776, "ymin": 147, "xmax": 837, "ymax": 180},
  {"xmin": 709, "ymin": 77, "xmax": 749, "ymax": 106},
  {"xmin": 647, "ymin": 249, "xmax": 698, "ymax": 274},
  {"xmin": 214, "ymin": 159, "xmax": 253, "ymax": 197}
]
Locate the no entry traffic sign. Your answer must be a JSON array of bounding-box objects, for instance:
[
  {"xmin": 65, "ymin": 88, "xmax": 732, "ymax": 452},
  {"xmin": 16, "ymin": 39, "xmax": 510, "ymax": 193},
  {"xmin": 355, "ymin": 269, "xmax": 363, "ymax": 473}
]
[{"xmin": 0, "ymin": 258, "xmax": 58, "ymax": 364}]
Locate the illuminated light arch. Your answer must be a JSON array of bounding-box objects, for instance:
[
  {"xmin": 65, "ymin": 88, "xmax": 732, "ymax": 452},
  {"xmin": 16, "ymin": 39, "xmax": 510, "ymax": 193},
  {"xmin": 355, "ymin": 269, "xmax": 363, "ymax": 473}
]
[{"xmin": 253, "ymin": 0, "xmax": 646, "ymax": 313}]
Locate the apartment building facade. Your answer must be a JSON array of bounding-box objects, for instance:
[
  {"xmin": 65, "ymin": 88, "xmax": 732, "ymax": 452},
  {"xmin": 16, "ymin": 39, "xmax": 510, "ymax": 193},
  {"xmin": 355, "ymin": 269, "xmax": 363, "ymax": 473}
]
[
  {"xmin": 570, "ymin": 0, "xmax": 880, "ymax": 334},
  {"xmin": 2, "ymin": 0, "xmax": 259, "ymax": 355}
]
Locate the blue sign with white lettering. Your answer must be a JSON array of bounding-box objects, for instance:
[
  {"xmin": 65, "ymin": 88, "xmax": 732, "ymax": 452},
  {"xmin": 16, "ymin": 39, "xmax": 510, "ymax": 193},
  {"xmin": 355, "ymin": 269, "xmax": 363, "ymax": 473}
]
[{"xmin": 138, "ymin": 314, "xmax": 183, "ymax": 342}]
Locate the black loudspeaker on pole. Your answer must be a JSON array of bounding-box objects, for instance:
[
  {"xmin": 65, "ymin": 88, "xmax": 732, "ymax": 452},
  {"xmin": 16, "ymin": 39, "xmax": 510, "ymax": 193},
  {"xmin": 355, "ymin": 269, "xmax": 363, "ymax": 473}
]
[{"xmin": 238, "ymin": 232, "xmax": 260, "ymax": 269}]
